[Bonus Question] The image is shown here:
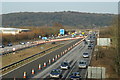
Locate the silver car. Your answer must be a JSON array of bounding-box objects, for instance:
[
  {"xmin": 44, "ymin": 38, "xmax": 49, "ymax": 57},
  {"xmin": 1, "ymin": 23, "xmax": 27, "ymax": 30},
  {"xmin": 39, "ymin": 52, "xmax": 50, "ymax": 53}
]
[
  {"xmin": 49, "ymin": 69, "xmax": 62, "ymax": 78},
  {"xmin": 60, "ymin": 61, "xmax": 70, "ymax": 69},
  {"xmin": 78, "ymin": 60, "xmax": 87, "ymax": 69},
  {"xmin": 83, "ymin": 52, "xmax": 89, "ymax": 58}
]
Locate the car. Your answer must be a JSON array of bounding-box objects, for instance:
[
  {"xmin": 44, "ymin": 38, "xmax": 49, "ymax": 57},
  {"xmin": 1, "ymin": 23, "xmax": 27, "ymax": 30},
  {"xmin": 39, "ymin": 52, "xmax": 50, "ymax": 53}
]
[
  {"xmin": 19, "ymin": 42, "xmax": 26, "ymax": 45},
  {"xmin": 7, "ymin": 43, "xmax": 12, "ymax": 46},
  {"xmin": 60, "ymin": 61, "xmax": 70, "ymax": 69},
  {"xmin": 46, "ymin": 39, "xmax": 49, "ymax": 41},
  {"xmin": 88, "ymin": 44, "xmax": 92, "ymax": 49},
  {"xmin": 83, "ymin": 52, "xmax": 89, "ymax": 58},
  {"xmin": 26, "ymin": 42, "xmax": 30, "ymax": 44},
  {"xmin": 84, "ymin": 40, "xmax": 88, "ymax": 45},
  {"xmin": 78, "ymin": 60, "xmax": 87, "ymax": 69},
  {"xmin": 49, "ymin": 69, "xmax": 62, "ymax": 78},
  {"xmin": 69, "ymin": 72, "xmax": 81, "ymax": 80},
  {"xmin": 93, "ymin": 36, "xmax": 96, "ymax": 38},
  {"xmin": 51, "ymin": 42, "xmax": 56, "ymax": 44},
  {"xmin": 0, "ymin": 44, "xmax": 4, "ymax": 48}
]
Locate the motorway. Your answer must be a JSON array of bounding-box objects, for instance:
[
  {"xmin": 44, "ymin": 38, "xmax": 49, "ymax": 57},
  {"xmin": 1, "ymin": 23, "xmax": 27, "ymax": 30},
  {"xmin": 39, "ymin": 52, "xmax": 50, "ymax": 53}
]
[
  {"xmin": 0, "ymin": 35, "xmax": 79, "ymax": 55},
  {"xmin": 2, "ymin": 37, "xmax": 84, "ymax": 79},
  {"xmin": 2, "ymin": 33, "xmax": 95, "ymax": 79},
  {"xmin": 32, "ymin": 36, "xmax": 94, "ymax": 80}
]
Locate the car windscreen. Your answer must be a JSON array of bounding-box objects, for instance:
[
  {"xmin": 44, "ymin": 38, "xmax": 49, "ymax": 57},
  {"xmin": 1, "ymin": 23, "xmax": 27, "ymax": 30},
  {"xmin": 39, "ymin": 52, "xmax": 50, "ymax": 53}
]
[
  {"xmin": 83, "ymin": 53, "xmax": 88, "ymax": 55},
  {"xmin": 88, "ymin": 45, "xmax": 91, "ymax": 47},
  {"xmin": 51, "ymin": 70, "xmax": 60, "ymax": 74},
  {"xmin": 61, "ymin": 62, "xmax": 68, "ymax": 66},
  {"xmin": 79, "ymin": 61, "xmax": 86, "ymax": 64}
]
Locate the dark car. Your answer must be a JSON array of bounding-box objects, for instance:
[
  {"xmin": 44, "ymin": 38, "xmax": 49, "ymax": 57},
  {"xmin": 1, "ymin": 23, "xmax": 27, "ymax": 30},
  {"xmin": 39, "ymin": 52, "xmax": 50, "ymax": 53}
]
[
  {"xmin": 7, "ymin": 43, "xmax": 12, "ymax": 46},
  {"xmin": 69, "ymin": 72, "xmax": 81, "ymax": 80},
  {"xmin": 49, "ymin": 69, "xmax": 62, "ymax": 78},
  {"xmin": 88, "ymin": 44, "xmax": 92, "ymax": 49},
  {"xmin": 51, "ymin": 42, "xmax": 56, "ymax": 44}
]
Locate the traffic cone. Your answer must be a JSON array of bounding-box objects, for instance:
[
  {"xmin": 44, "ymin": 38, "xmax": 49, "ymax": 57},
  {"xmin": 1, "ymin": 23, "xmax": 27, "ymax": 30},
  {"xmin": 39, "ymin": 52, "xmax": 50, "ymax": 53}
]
[
  {"xmin": 55, "ymin": 55, "xmax": 57, "ymax": 59},
  {"xmin": 32, "ymin": 69, "xmax": 35, "ymax": 74},
  {"xmin": 52, "ymin": 58, "xmax": 55, "ymax": 62},
  {"xmin": 61, "ymin": 53, "xmax": 62, "ymax": 56},
  {"xmin": 49, "ymin": 59, "xmax": 51, "ymax": 64},
  {"xmin": 13, "ymin": 77, "xmax": 16, "ymax": 80},
  {"xmin": 38, "ymin": 64, "xmax": 41, "ymax": 70},
  {"xmin": 44, "ymin": 62, "xmax": 46, "ymax": 67},
  {"xmin": 58, "ymin": 55, "xmax": 60, "ymax": 58},
  {"xmin": 23, "ymin": 72, "xmax": 26, "ymax": 78}
]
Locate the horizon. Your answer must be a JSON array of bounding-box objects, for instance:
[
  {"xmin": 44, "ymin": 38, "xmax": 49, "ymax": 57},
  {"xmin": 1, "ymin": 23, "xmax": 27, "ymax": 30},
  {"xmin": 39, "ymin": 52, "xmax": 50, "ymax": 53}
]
[{"xmin": 2, "ymin": 11, "xmax": 116, "ymax": 15}]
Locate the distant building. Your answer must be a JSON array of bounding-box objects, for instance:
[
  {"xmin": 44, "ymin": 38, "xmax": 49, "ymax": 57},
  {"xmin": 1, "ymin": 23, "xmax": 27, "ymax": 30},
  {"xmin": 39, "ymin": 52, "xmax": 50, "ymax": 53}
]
[{"xmin": 0, "ymin": 27, "xmax": 30, "ymax": 35}]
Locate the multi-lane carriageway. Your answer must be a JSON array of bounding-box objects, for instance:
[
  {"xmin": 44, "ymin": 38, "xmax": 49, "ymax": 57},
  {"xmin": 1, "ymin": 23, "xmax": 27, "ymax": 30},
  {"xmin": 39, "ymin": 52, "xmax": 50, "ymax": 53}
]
[{"xmin": 2, "ymin": 35, "xmax": 96, "ymax": 80}]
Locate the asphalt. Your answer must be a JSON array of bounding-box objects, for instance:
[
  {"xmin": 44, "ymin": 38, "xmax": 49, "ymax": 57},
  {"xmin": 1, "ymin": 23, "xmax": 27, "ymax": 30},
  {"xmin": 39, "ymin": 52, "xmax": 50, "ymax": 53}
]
[
  {"xmin": 30, "ymin": 34, "xmax": 95, "ymax": 80},
  {"xmin": 32, "ymin": 40, "xmax": 92, "ymax": 79},
  {"xmin": 2, "ymin": 38, "xmax": 83, "ymax": 79}
]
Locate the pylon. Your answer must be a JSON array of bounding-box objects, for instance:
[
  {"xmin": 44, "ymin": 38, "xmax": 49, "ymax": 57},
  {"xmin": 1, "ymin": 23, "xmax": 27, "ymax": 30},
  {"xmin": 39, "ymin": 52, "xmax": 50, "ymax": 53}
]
[
  {"xmin": 38, "ymin": 64, "xmax": 41, "ymax": 70},
  {"xmin": 49, "ymin": 59, "xmax": 51, "ymax": 64},
  {"xmin": 61, "ymin": 53, "xmax": 62, "ymax": 56},
  {"xmin": 44, "ymin": 62, "xmax": 46, "ymax": 67},
  {"xmin": 23, "ymin": 72, "xmax": 26, "ymax": 78},
  {"xmin": 55, "ymin": 55, "xmax": 57, "ymax": 59},
  {"xmin": 58, "ymin": 55, "xmax": 60, "ymax": 58},
  {"xmin": 52, "ymin": 58, "xmax": 55, "ymax": 62},
  {"xmin": 32, "ymin": 69, "xmax": 35, "ymax": 74}
]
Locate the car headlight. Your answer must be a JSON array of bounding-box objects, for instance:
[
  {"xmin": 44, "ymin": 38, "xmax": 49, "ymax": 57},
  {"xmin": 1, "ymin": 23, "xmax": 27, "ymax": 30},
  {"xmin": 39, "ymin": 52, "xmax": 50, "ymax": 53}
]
[
  {"xmin": 55, "ymin": 75, "xmax": 60, "ymax": 77},
  {"xmin": 50, "ymin": 74, "xmax": 52, "ymax": 77}
]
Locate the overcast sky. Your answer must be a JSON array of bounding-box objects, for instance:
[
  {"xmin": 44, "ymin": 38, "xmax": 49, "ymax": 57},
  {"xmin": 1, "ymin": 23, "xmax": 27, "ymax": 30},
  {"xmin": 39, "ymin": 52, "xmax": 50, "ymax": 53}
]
[
  {"xmin": 1, "ymin": 0, "xmax": 119, "ymax": 14},
  {"xmin": 1, "ymin": 0, "xmax": 119, "ymax": 2}
]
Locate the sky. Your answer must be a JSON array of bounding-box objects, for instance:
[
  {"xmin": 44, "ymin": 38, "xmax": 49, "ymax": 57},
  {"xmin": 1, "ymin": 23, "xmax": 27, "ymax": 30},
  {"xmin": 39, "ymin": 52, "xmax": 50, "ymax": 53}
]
[
  {"xmin": 1, "ymin": 0, "xmax": 120, "ymax": 2},
  {"xmin": 0, "ymin": 1, "xmax": 119, "ymax": 14}
]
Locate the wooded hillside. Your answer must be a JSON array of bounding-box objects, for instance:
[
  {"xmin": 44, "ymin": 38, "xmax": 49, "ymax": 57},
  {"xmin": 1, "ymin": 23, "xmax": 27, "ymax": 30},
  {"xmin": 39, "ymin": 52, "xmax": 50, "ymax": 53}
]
[{"xmin": 2, "ymin": 11, "xmax": 115, "ymax": 28}]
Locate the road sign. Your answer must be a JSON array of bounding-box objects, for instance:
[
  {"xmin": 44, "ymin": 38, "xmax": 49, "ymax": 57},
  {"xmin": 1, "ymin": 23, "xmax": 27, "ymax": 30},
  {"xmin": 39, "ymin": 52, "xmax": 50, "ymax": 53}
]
[
  {"xmin": 42, "ymin": 37, "xmax": 47, "ymax": 40},
  {"xmin": 82, "ymin": 32, "xmax": 84, "ymax": 35},
  {"xmin": 72, "ymin": 35, "xmax": 74, "ymax": 37},
  {"xmin": 80, "ymin": 34, "xmax": 83, "ymax": 36},
  {"xmin": 60, "ymin": 29, "xmax": 65, "ymax": 35}
]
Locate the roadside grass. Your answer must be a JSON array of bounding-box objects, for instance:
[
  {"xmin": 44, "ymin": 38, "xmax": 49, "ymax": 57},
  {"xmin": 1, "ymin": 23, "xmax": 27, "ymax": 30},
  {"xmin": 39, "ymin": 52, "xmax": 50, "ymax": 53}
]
[{"xmin": 91, "ymin": 46, "xmax": 119, "ymax": 78}]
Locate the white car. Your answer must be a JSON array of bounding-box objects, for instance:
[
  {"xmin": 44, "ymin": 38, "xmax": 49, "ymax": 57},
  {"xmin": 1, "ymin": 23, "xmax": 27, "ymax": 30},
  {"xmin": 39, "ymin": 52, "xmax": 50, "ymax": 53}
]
[
  {"xmin": 49, "ymin": 69, "xmax": 62, "ymax": 78},
  {"xmin": 60, "ymin": 61, "xmax": 70, "ymax": 69},
  {"xmin": 83, "ymin": 52, "xmax": 89, "ymax": 58},
  {"xmin": 78, "ymin": 60, "xmax": 87, "ymax": 69}
]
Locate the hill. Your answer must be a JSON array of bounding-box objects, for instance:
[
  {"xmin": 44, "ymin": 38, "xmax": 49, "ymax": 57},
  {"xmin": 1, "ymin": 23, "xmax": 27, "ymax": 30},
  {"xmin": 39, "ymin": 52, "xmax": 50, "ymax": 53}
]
[{"xmin": 2, "ymin": 11, "xmax": 115, "ymax": 28}]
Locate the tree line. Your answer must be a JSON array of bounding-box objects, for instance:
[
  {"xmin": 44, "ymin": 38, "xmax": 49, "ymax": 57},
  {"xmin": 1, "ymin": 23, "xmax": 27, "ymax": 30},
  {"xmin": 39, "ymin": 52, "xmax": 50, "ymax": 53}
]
[
  {"xmin": 2, "ymin": 26, "xmax": 63, "ymax": 44},
  {"xmin": 2, "ymin": 11, "xmax": 115, "ymax": 28}
]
